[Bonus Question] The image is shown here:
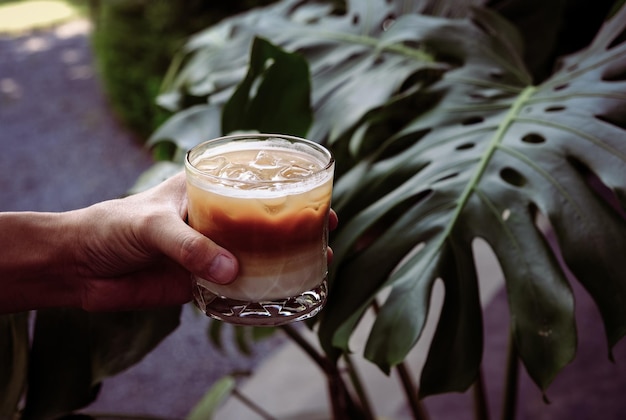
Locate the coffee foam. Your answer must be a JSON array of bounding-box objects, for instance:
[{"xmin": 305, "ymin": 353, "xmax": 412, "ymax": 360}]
[{"xmin": 188, "ymin": 140, "xmax": 333, "ymax": 198}]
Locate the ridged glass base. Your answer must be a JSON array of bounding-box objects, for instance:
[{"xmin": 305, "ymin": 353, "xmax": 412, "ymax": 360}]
[{"xmin": 193, "ymin": 278, "xmax": 328, "ymax": 326}]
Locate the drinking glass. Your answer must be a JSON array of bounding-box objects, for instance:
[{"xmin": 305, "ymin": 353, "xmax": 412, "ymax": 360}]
[{"xmin": 185, "ymin": 133, "xmax": 335, "ymax": 326}]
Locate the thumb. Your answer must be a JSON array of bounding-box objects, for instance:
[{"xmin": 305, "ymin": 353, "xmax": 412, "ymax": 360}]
[{"xmin": 155, "ymin": 221, "xmax": 239, "ymax": 285}]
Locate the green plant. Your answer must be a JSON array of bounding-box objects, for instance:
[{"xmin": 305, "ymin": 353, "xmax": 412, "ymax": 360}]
[
  {"xmin": 2, "ymin": 0, "xmax": 626, "ymax": 418},
  {"xmin": 89, "ymin": 0, "xmax": 278, "ymax": 139},
  {"xmin": 137, "ymin": 0, "xmax": 626, "ymax": 417}
]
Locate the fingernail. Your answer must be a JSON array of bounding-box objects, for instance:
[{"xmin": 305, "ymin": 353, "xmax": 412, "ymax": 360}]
[{"xmin": 208, "ymin": 254, "xmax": 237, "ymax": 284}]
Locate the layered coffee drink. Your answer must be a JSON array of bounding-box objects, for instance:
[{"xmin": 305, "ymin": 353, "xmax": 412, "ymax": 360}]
[{"xmin": 185, "ymin": 134, "xmax": 334, "ymax": 326}]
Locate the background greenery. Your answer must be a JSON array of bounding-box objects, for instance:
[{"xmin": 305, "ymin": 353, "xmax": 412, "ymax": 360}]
[
  {"xmin": 136, "ymin": 0, "xmax": 626, "ymax": 417},
  {"xmin": 89, "ymin": 0, "xmax": 278, "ymax": 139}
]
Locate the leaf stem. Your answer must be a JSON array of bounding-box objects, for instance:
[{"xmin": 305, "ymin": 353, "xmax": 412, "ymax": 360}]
[
  {"xmin": 84, "ymin": 413, "xmax": 180, "ymax": 420},
  {"xmin": 472, "ymin": 369, "xmax": 490, "ymax": 420},
  {"xmin": 343, "ymin": 353, "xmax": 376, "ymax": 420},
  {"xmin": 307, "ymin": 29, "xmax": 435, "ymax": 62},
  {"xmin": 280, "ymin": 324, "xmax": 366, "ymax": 419},
  {"xmin": 280, "ymin": 324, "xmax": 328, "ymax": 369},
  {"xmin": 442, "ymin": 86, "xmax": 536, "ymax": 241},
  {"xmin": 500, "ymin": 331, "xmax": 519, "ymax": 420},
  {"xmin": 395, "ymin": 361, "xmax": 430, "ymax": 420},
  {"xmin": 232, "ymin": 388, "xmax": 277, "ymax": 420},
  {"xmin": 371, "ymin": 299, "xmax": 429, "ymax": 420}
]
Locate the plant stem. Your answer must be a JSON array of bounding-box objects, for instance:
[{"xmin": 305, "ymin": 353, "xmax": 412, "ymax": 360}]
[
  {"xmin": 232, "ymin": 388, "xmax": 277, "ymax": 420},
  {"xmin": 280, "ymin": 324, "xmax": 366, "ymax": 419},
  {"xmin": 280, "ymin": 324, "xmax": 329, "ymax": 370},
  {"xmin": 395, "ymin": 361, "xmax": 430, "ymax": 420},
  {"xmin": 370, "ymin": 299, "xmax": 429, "ymax": 420},
  {"xmin": 501, "ymin": 331, "xmax": 519, "ymax": 420},
  {"xmin": 85, "ymin": 413, "xmax": 179, "ymax": 420},
  {"xmin": 472, "ymin": 369, "xmax": 490, "ymax": 420},
  {"xmin": 343, "ymin": 353, "xmax": 376, "ymax": 420}
]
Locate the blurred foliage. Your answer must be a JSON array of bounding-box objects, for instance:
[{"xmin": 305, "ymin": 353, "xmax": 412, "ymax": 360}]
[{"xmin": 89, "ymin": 0, "xmax": 278, "ymax": 140}]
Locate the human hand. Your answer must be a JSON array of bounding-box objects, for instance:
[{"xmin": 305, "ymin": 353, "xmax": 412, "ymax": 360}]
[
  {"xmin": 71, "ymin": 172, "xmax": 338, "ymax": 312},
  {"xmin": 71, "ymin": 172, "xmax": 239, "ymax": 311}
]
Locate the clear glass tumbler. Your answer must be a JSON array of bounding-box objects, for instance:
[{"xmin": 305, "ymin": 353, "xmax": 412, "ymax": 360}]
[{"xmin": 184, "ymin": 133, "xmax": 335, "ymax": 326}]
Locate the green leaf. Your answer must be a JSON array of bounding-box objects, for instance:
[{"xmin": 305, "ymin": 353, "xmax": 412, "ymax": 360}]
[
  {"xmin": 0, "ymin": 313, "xmax": 29, "ymax": 417},
  {"xmin": 128, "ymin": 161, "xmax": 184, "ymax": 194},
  {"xmin": 22, "ymin": 309, "xmax": 98, "ymax": 420},
  {"xmin": 207, "ymin": 321, "xmax": 278, "ymax": 356},
  {"xmin": 138, "ymin": 0, "xmax": 626, "ymax": 399},
  {"xmin": 148, "ymin": 104, "xmax": 223, "ymax": 154},
  {"xmin": 324, "ymin": 3, "xmax": 626, "ymax": 397},
  {"xmin": 154, "ymin": 0, "xmax": 468, "ymax": 143},
  {"xmin": 89, "ymin": 308, "xmax": 182, "ymax": 382},
  {"xmin": 222, "ymin": 37, "xmax": 312, "ymax": 137},
  {"xmin": 208, "ymin": 319, "xmax": 225, "ymax": 351},
  {"xmin": 187, "ymin": 376, "xmax": 236, "ymax": 420},
  {"xmin": 22, "ymin": 307, "xmax": 181, "ymax": 419}
]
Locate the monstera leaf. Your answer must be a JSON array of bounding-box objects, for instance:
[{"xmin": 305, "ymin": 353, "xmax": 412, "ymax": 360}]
[
  {"xmin": 320, "ymin": 4, "xmax": 626, "ymax": 397},
  {"xmin": 0, "ymin": 313, "xmax": 28, "ymax": 416},
  {"xmin": 139, "ymin": 0, "xmax": 626, "ymax": 400},
  {"xmin": 150, "ymin": 0, "xmax": 488, "ymax": 151}
]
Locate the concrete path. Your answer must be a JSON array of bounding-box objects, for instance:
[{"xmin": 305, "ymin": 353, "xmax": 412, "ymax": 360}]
[{"xmin": 0, "ymin": 20, "xmax": 280, "ymax": 419}]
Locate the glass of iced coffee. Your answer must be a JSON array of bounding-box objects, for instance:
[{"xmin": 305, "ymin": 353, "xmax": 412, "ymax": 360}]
[{"xmin": 184, "ymin": 133, "xmax": 335, "ymax": 326}]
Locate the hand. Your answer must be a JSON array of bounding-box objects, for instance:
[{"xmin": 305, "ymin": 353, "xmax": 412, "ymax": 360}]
[
  {"xmin": 70, "ymin": 172, "xmax": 239, "ymax": 311},
  {"xmin": 0, "ymin": 172, "xmax": 338, "ymax": 314},
  {"xmin": 72, "ymin": 172, "xmax": 338, "ymax": 312}
]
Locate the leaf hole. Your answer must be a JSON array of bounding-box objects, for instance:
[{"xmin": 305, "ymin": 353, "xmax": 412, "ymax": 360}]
[
  {"xmin": 434, "ymin": 172, "xmax": 459, "ymax": 183},
  {"xmin": 607, "ymin": 26, "xmax": 626, "ymax": 50},
  {"xmin": 469, "ymin": 92, "xmax": 486, "ymax": 100},
  {"xmin": 402, "ymin": 40, "xmax": 421, "ymax": 50},
  {"xmin": 462, "ymin": 116, "xmax": 484, "ymax": 126},
  {"xmin": 601, "ymin": 54, "xmax": 626, "ymax": 81},
  {"xmin": 595, "ymin": 113, "xmax": 626, "ymax": 130},
  {"xmin": 376, "ymin": 129, "xmax": 431, "ymax": 161},
  {"xmin": 500, "ymin": 167, "xmax": 527, "ymax": 187},
  {"xmin": 553, "ymin": 84, "xmax": 569, "ymax": 91},
  {"xmin": 456, "ymin": 142, "xmax": 475, "ymax": 150},
  {"xmin": 352, "ymin": 13, "xmax": 359, "ymax": 25},
  {"xmin": 489, "ymin": 69, "xmax": 504, "ymax": 80},
  {"xmin": 471, "ymin": 18, "xmax": 495, "ymax": 37},
  {"xmin": 568, "ymin": 157, "xmax": 626, "ymax": 220},
  {"xmin": 544, "ymin": 105, "xmax": 566, "ymax": 113},
  {"xmin": 382, "ymin": 14, "xmax": 396, "ymax": 30},
  {"xmin": 521, "ymin": 133, "xmax": 545, "ymax": 144}
]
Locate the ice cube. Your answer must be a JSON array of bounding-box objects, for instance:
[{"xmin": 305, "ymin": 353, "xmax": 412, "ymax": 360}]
[
  {"xmin": 196, "ymin": 156, "xmax": 227, "ymax": 174},
  {"xmin": 219, "ymin": 164, "xmax": 262, "ymax": 182},
  {"xmin": 278, "ymin": 164, "xmax": 314, "ymax": 179},
  {"xmin": 251, "ymin": 151, "xmax": 278, "ymax": 170}
]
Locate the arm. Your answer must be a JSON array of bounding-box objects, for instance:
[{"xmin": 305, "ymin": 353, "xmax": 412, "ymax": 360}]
[{"xmin": 0, "ymin": 173, "xmax": 238, "ymax": 314}]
